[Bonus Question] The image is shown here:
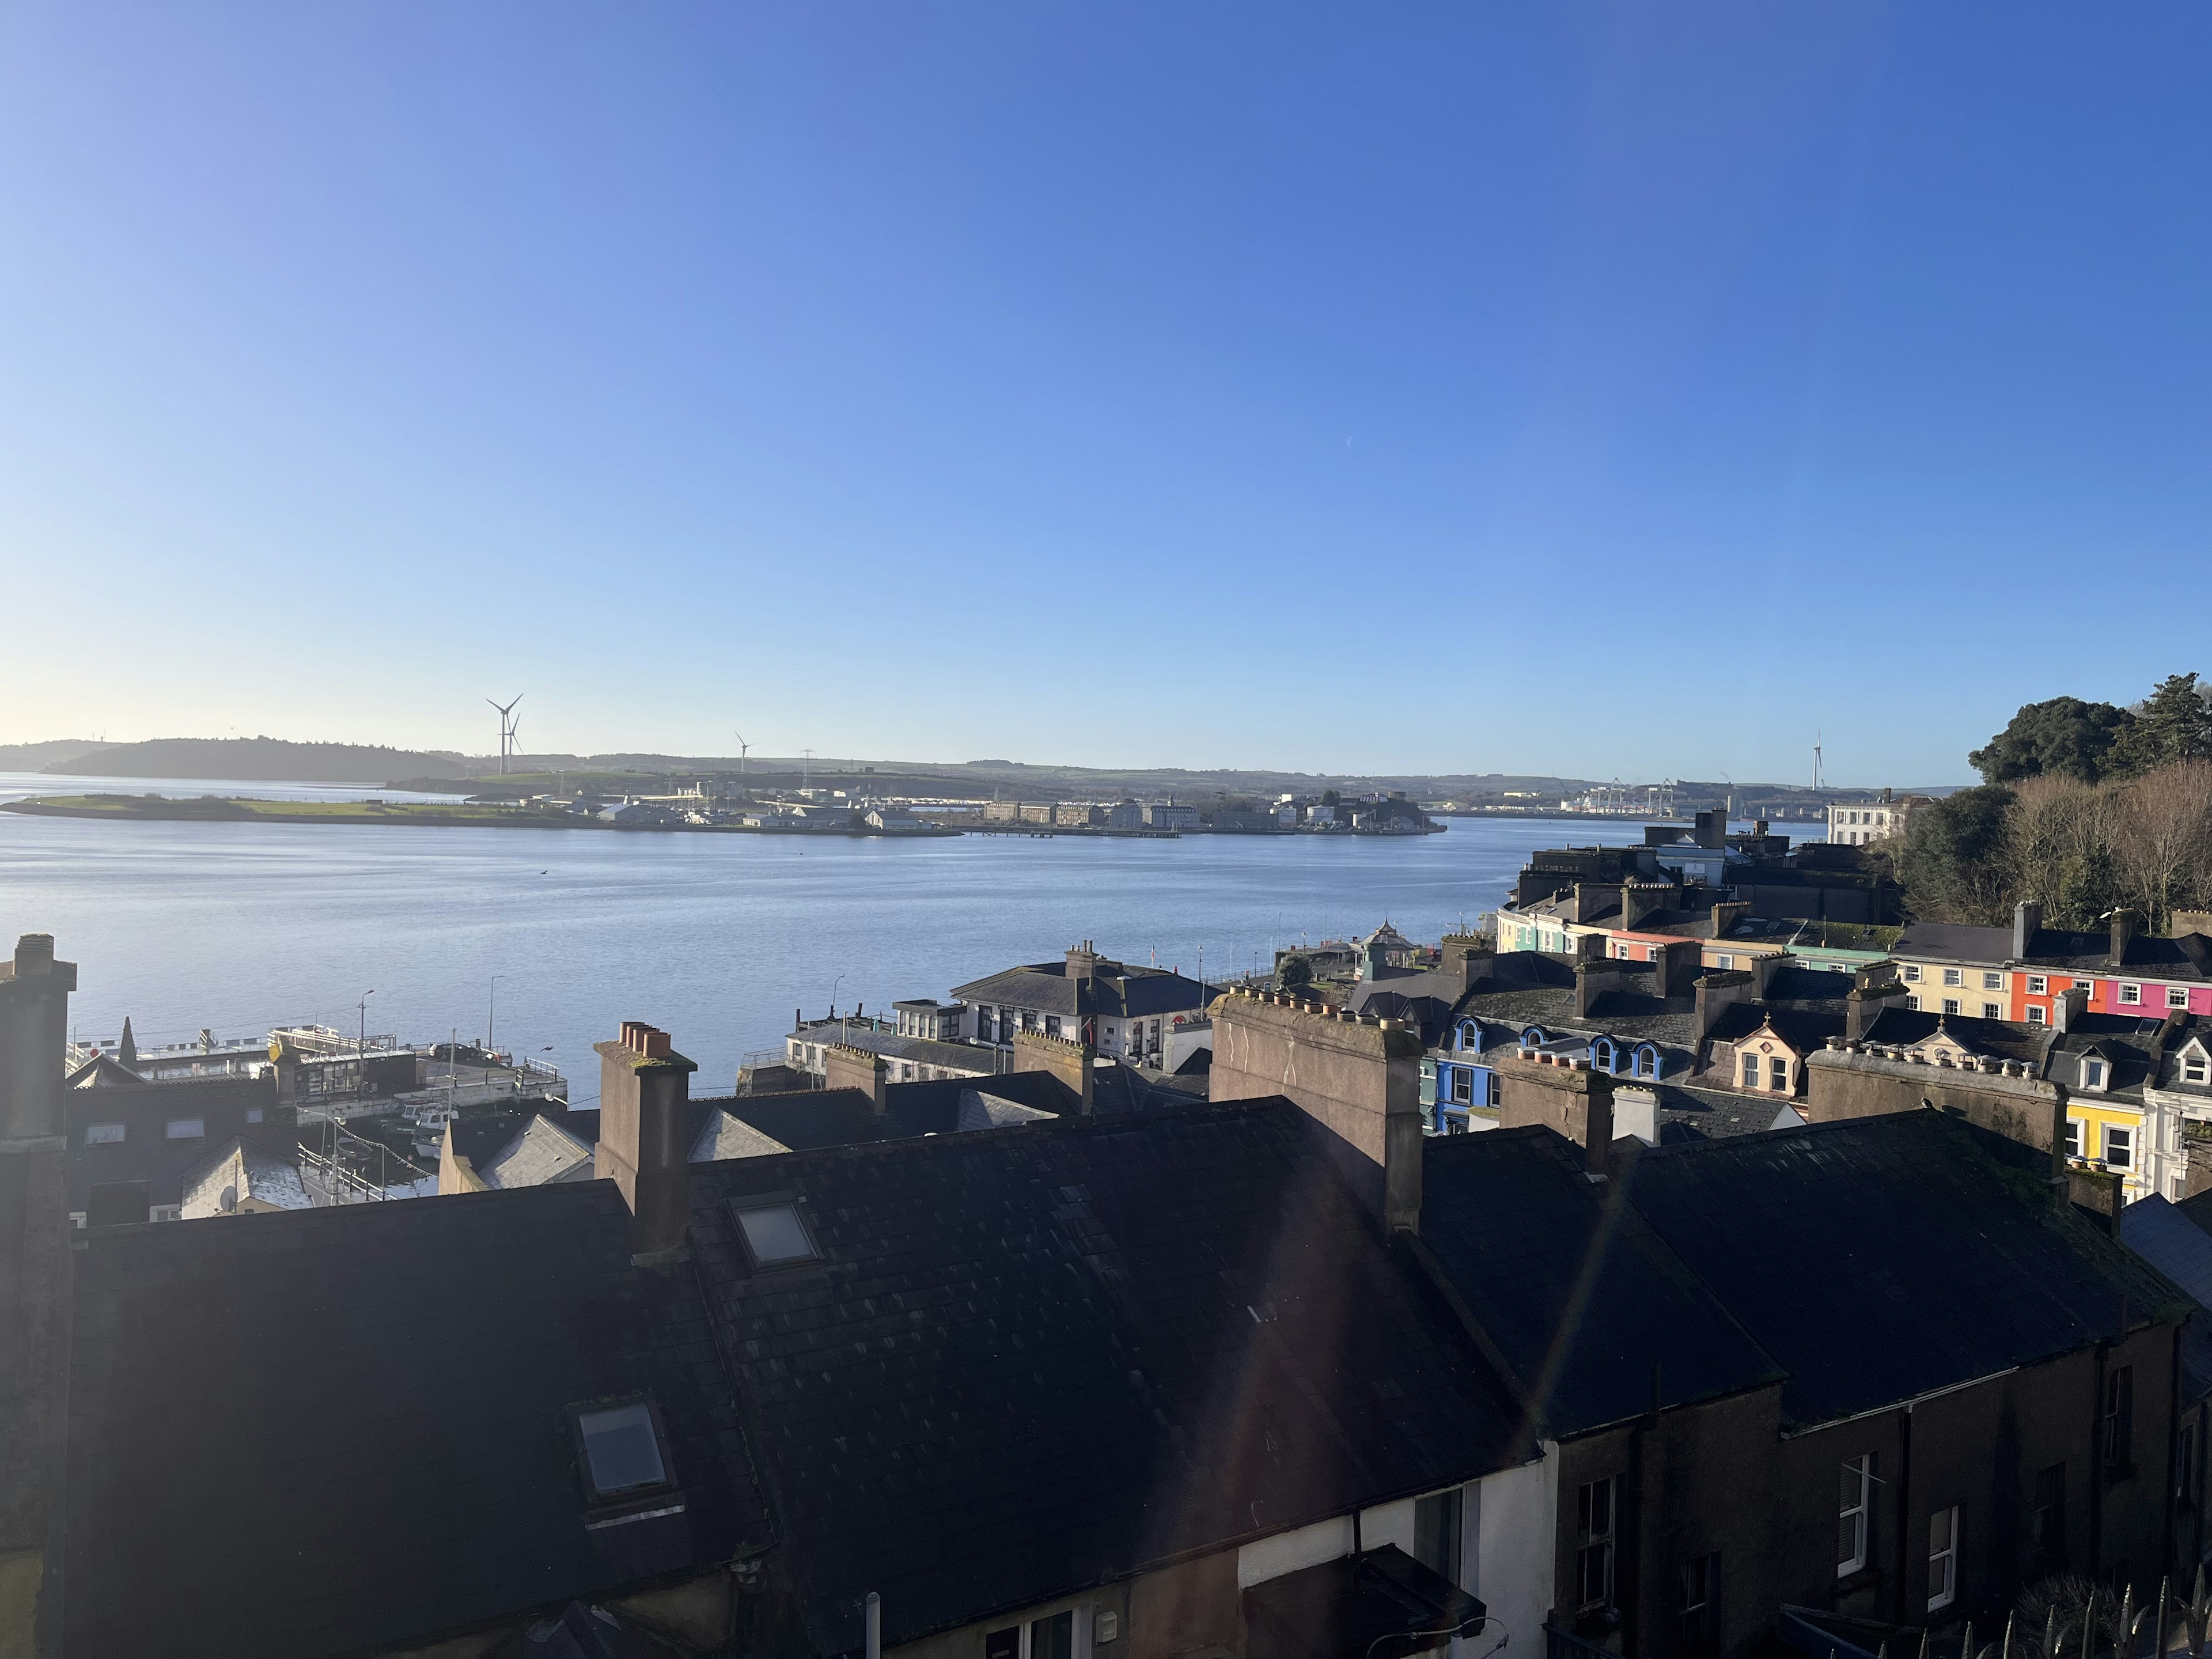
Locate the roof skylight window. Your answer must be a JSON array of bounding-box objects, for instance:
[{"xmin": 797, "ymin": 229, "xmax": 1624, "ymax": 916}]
[
  {"xmin": 735, "ymin": 1201, "xmax": 819, "ymax": 1266},
  {"xmin": 575, "ymin": 1402, "xmax": 669, "ymax": 1501}
]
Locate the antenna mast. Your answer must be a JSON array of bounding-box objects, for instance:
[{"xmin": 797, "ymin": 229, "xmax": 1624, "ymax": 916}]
[{"xmin": 487, "ymin": 695, "xmax": 523, "ymax": 775}]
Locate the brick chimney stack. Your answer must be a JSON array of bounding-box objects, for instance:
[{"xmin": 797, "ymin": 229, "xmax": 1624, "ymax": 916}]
[
  {"xmin": 1695, "ymin": 970, "xmax": 1755, "ymax": 1044},
  {"xmin": 1620, "ymin": 881, "xmax": 1669, "ymax": 932},
  {"xmin": 1575, "ymin": 958, "xmax": 1622, "ymax": 1019},
  {"xmin": 823, "ymin": 1044, "xmax": 888, "ymax": 1113},
  {"xmin": 2110, "ymin": 910, "xmax": 2141, "ymax": 968},
  {"xmin": 593, "ymin": 1021, "xmax": 698, "ymax": 1260},
  {"xmin": 2, "ymin": 933, "xmax": 78, "ymax": 1657},
  {"xmin": 1653, "ymin": 938, "xmax": 1703, "ymax": 1000},
  {"xmin": 1209, "ymin": 992, "xmax": 1425, "ymax": 1233}
]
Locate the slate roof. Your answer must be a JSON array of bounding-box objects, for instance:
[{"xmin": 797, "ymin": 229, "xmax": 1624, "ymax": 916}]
[
  {"xmin": 179, "ymin": 1137, "xmax": 312, "ymax": 1217},
  {"xmin": 717, "ymin": 1070, "xmax": 1077, "ymax": 1154},
  {"xmin": 1701, "ymin": 1005, "xmax": 1845, "ymax": 1053},
  {"xmin": 1891, "ymin": 922, "xmax": 2012, "ymax": 964},
  {"xmin": 1855, "ymin": 1007, "xmax": 2058, "ymax": 1067},
  {"xmin": 1646, "ymin": 1082, "xmax": 1794, "ymax": 1143},
  {"xmin": 480, "ymin": 1112, "xmax": 598, "ymax": 1188},
  {"xmin": 689, "ymin": 1100, "xmax": 1525, "ymax": 1655},
  {"xmin": 1762, "ymin": 965, "xmax": 1858, "ymax": 1006},
  {"xmin": 65, "ymin": 1073, "xmax": 286, "ymax": 1210},
  {"xmin": 2120, "ymin": 1196, "xmax": 2212, "ymax": 1312},
  {"xmin": 2045, "ymin": 1018, "xmax": 2168, "ymax": 1101},
  {"xmin": 448, "ymin": 1111, "xmax": 536, "ymax": 1171},
  {"xmin": 790, "ymin": 1025, "xmax": 997, "ymax": 1074},
  {"xmin": 949, "ymin": 961, "xmax": 1210, "ymax": 1020},
  {"xmin": 1624, "ymin": 1112, "xmax": 2189, "ymax": 1429},
  {"xmin": 66, "ymin": 1052, "xmax": 150, "ymax": 1088},
  {"xmin": 1417, "ymin": 1127, "xmax": 1782, "ymax": 1436},
  {"xmin": 66, "ymin": 1183, "xmax": 769, "ymax": 1658}
]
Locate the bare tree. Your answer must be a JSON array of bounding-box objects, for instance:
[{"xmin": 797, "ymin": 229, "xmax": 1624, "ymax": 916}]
[
  {"xmin": 2116, "ymin": 761, "xmax": 2212, "ymax": 933},
  {"xmin": 2013, "ymin": 774, "xmax": 2128, "ymax": 927}
]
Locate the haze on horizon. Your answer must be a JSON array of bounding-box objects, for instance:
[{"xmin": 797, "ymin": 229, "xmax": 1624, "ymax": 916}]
[{"xmin": 5, "ymin": 4, "xmax": 2206, "ymax": 786}]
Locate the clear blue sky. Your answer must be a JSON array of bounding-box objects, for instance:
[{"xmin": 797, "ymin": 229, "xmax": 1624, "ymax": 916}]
[{"xmin": 4, "ymin": 5, "xmax": 2207, "ymax": 785}]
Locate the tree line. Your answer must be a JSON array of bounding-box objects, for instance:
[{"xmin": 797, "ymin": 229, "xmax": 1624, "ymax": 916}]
[{"xmin": 1886, "ymin": 673, "xmax": 2212, "ymax": 932}]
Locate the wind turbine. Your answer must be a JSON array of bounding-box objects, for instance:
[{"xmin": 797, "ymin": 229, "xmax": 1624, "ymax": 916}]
[
  {"xmin": 734, "ymin": 732, "xmax": 749, "ymax": 778},
  {"xmin": 487, "ymin": 695, "xmax": 523, "ymax": 775}
]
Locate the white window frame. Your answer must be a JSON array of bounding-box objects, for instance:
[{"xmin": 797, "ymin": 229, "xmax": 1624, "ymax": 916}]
[
  {"xmin": 1943, "ymin": 968, "xmax": 1964, "ymax": 987},
  {"xmin": 1928, "ymin": 1506, "xmax": 1959, "ymax": 1611},
  {"xmin": 2027, "ymin": 1005, "xmax": 2047, "ymax": 1026},
  {"xmin": 2120, "ymin": 983, "xmax": 2142, "ymax": 1006},
  {"xmin": 1942, "ymin": 998, "xmax": 1961, "ymax": 1017},
  {"xmin": 2105, "ymin": 1125, "xmax": 2134, "ymax": 1171},
  {"xmin": 2027, "ymin": 975, "xmax": 2048, "ymax": 995},
  {"xmin": 2184, "ymin": 1052, "xmax": 2209, "ymax": 1085},
  {"xmin": 1983, "ymin": 972, "xmax": 2004, "ymax": 991},
  {"xmin": 1907, "ymin": 995, "xmax": 1922, "ymax": 1012},
  {"xmin": 165, "ymin": 1118, "xmax": 205, "ymax": 1139},
  {"xmin": 1903, "ymin": 965, "xmax": 1922, "ymax": 983},
  {"xmin": 84, "ymin": 1122, "xmax": 126, "ymax": 1146},
  {"xmin": 2169, "ymin": 987, "xmax": 2191, "ymax": 1010},
  {"xmin": 1714, "ymin": 953, "xmax": 1735, "ymax": 970},
  {"xmin": 2065, "ymin": 1118, "xmax": 2084, "ymax": 1160},
  {"xmin": 1839, "ymin": 1456, "xmax": 1872, "ymax": 1577},
  {"xmin": 1741, "ymin": 1053, "xmax": 1759, "ymax": 1088},
  {"xmin": 2082, "ymin": 1060, "xmax": 2107, "ymax": 1090},
  {"xmin": 1983, "ymin": 1003, "xmax": 2002, "ymax": 1020}
]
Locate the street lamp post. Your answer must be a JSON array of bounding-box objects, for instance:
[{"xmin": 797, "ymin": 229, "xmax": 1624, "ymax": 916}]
[{"xmin": 356, "ymin": 990, "xmax": 376, "ymax": 1122}]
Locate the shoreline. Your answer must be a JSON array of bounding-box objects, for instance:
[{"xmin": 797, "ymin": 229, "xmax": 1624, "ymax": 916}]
[{"xmin": 0, "ymin": 796, "xmax": 1456, "ymax": 839}]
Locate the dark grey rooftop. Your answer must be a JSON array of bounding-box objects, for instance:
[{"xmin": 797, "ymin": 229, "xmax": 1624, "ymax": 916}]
[
  {"xmin": 1626, "ymin": 1112, "xmax": 2188, "ymax": 1429},
  {"xmin": 949, "ymin": 960, "xmax": 1210, "ymax": 1020},
  {"xmin": 690, "ymin": 1099, "xmax": 1525, "ymax": 1655},
  {"xmin": 1418, "ymin": 1127, "xmax": 1782, "ymax": 1437},
  {"xmin": 66, "ymin": 1183, "xmax": 769, "ymax": 1657}
]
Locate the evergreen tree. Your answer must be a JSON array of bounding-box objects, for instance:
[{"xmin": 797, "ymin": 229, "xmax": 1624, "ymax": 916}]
[
  {"xmin": 2113, "ymin": 672, "xmax": 2212, "ymax": 776},
  {"xmin": 1968, "ymin": 696, "xmax": 2133, "ymax": 784}
]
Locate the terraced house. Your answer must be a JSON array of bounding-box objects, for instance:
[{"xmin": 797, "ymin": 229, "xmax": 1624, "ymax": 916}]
[
  {"xmin": 11, "ymin": 933, "xmax": 2211, "ymax": 1659},
  {"xmin": 1892, "ymin": 904, "xmax": 2212, "ymax": 1027}
]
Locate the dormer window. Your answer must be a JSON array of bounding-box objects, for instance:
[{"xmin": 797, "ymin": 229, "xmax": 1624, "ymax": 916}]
[
  {"xmin": 734, "ymin": 1200, "xmax": 820, "ymax": 1268},
  {"xmin": 2184, "ymin": 1053, "xmax": 2209, "ymax": 1086},
  {"xmin": 2082, "ymin": 1059, "xmax": 2108, "ymax": 1090}
]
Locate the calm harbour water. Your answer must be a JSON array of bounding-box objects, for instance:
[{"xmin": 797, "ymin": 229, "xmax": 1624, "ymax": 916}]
[{"xmin": 0, "ymin": 771, "xmax": 1701, "ymax": 1103}]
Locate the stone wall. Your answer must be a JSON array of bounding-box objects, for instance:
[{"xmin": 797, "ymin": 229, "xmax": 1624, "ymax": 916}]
[{"xmin": 1804, "ymin": 1044, "xmax": 2065, "ymax": 1165}]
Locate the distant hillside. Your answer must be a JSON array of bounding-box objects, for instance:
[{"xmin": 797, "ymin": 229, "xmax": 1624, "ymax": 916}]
[
  {"xmin": 0, "ymin": 740, "xmax": 111, "ymax": 771},
  {"xmin": 41, "ymin": 737, "xmax": 474, "ymax": 784}
]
